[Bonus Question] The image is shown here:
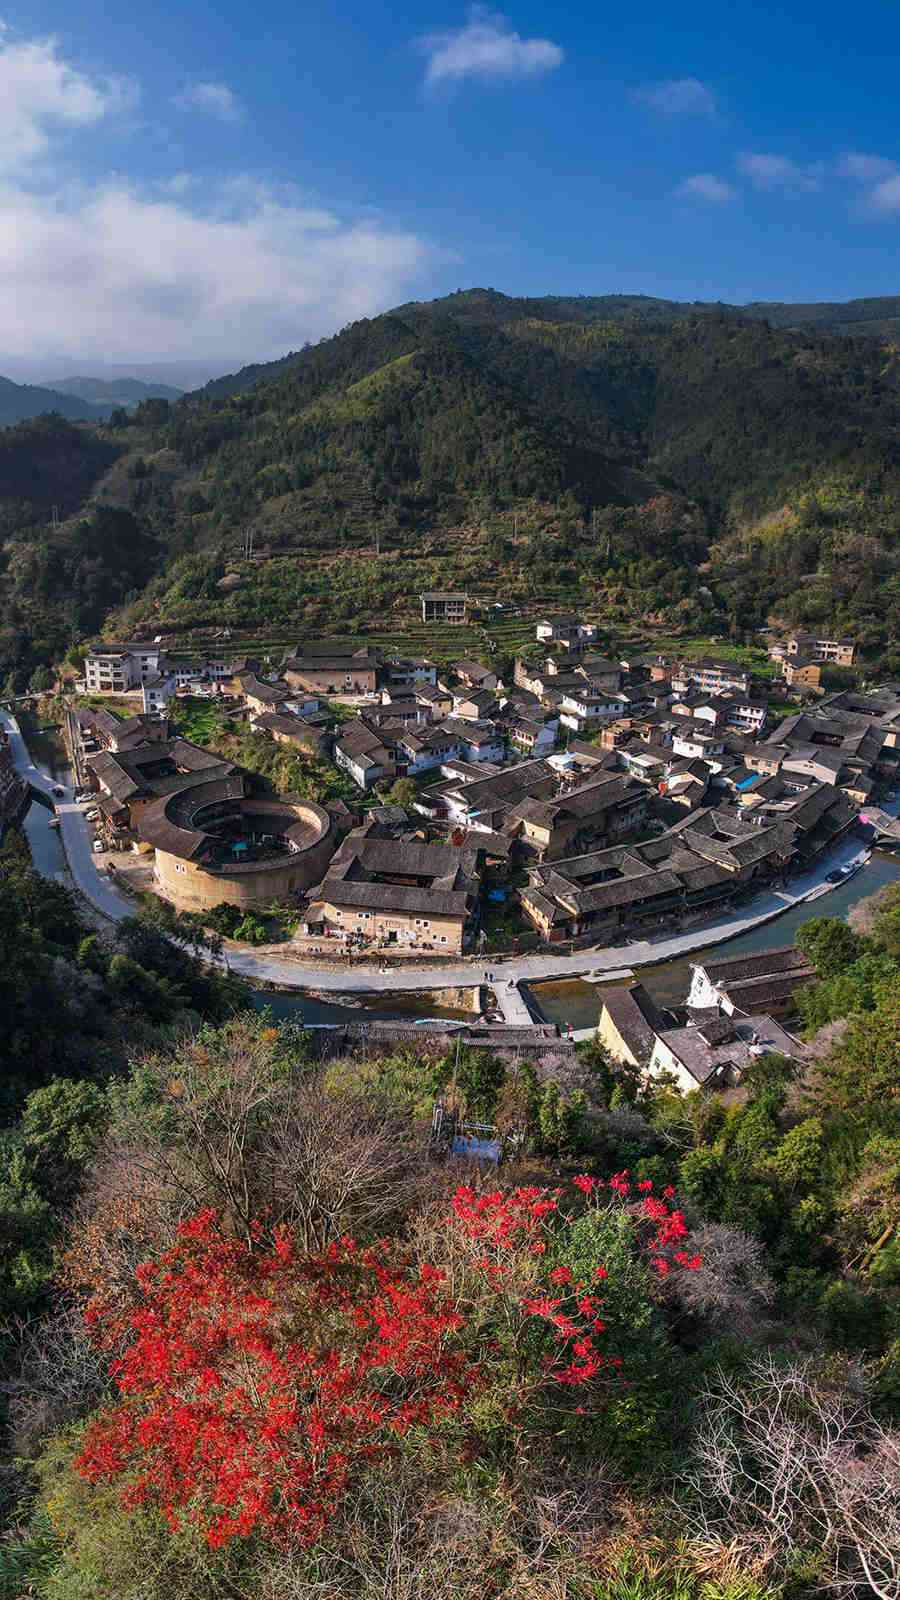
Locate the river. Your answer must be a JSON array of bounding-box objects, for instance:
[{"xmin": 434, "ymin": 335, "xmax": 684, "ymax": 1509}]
[{"xmin": 530, "ymin": 848, "xmax": 900, "ymax": 1028}]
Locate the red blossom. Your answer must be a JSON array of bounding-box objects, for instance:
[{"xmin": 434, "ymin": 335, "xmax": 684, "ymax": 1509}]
[
  {"xmin": 76, "ymin": 1215, "xmax": 476, "ymax": 1550},
  {"xmin": 76, "ymin": 1177, "xmax": 701, "ymax": 1549}
]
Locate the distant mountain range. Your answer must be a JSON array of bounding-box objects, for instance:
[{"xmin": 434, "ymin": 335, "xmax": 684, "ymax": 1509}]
[
  {"xmin": 0, "ymin": 373, "xmax": 183, "ymax": 427},
  {"xmin": 0, "ymin": 376, "xmax": 105, "ymax": 426},
  {"xmin": 45, "ymin": 376, "xmax": 183, "ymax": 407}
]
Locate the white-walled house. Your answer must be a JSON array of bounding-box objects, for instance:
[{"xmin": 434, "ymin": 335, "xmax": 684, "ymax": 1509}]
[
  {"xmin": 84, "ymin": 643, "xmax": 164, "ymax": 693},
  {"xmin": 671, "ymin": 729, "xmax": 725, "ymax": 761},
  {"xmin": 559, "ymin": 690, "xmax": 625, "ymax": 734},
  {"xmin": 535, "ymin": 617, "xmax": 598, "ymax": 646}
]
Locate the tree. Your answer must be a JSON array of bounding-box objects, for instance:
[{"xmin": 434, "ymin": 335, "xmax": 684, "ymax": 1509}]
[
  {"xmin": 767, "ymin": 1117, "xmax": 825, "ymax": 1193},
  {"xmin": 686, "ymin": 1355, "xmax": 900, "ymax": 1600},
  {"xmin": 815, "ymin": 997, "xmax": 900, "ymax": 1118},
  {"xmin": 795, "ymin": 917, "xmax": 862, "ymax": 978},
  {"xmin": 20, "ymin": 1078, "xmax": 108, "ymax": 1184},
  {"xmin": 387, "ymin": 777, "xmax": 418, "ymax": 810},
  {"xmin": 29, "ymin": 664, "xmax": 53, "ymax": 693}
]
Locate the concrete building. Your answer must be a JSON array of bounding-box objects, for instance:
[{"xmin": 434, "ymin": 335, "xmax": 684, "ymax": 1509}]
[
  {"xmin": 672, "ymin": 659, "xmax": 754, "ymax": 697},
  {"xmin": 84, "ymin": 643, "xmax": 164, "ymax": 693},
  {"xmin": 509, "ymin": 718, "xmax": 557, "ymax": 757},
  {"xmin": 142, "ymin": 674, "xmax": 177, "ymax": 715},
  {"xmin": 421, "ymin": 591, "xmax": 468, "ymax": 624},
  {"xmin": 671, "ymin": 729, "xmax": 726, "ymax": 762},
  {"xmin": 787, "ymin": 633, "xmax": 855, "ymax": 666},
  {"xmin": 535, "ymin": 616, "xmax": 598, "ymax": 648},
  {"xmin": 382, "ymin": 657, "xmax": 437, "ymax": 689},
  {"xmin": 559, "ymin": 689, "xmax": 626, "ymax": 734}
]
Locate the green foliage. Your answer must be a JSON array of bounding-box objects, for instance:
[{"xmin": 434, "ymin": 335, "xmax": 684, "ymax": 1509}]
[
  {"xmin": 795, "ymin": 916, "xmax": 862, "ymax": 977},
  {"xmin": 386, "ymin": 776, "xmax": 418, "ymax": 810}
]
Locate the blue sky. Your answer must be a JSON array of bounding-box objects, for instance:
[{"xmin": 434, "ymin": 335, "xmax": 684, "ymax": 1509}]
[{"xmin": 2, "ymin": 0, "xmax": 899, "ymax": 378}]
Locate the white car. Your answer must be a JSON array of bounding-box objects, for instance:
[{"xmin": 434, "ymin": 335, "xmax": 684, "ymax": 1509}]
[
  {"xmin": 85, "ymin": 808, "xmax": 100, "ymax": 822},
  {"xmin": 92, "ymin": 839, "xmax": 104, "ymax": 853}
]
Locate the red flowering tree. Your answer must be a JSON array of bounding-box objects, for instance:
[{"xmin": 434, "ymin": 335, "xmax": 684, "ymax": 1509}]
[
  {"xmin": 76, "ymin": 1211, "xmax": 474, "ymax": 1549},
  {"xmin": 76, "ymin": 1176, "xmax": 699, "ymax": 1548}
]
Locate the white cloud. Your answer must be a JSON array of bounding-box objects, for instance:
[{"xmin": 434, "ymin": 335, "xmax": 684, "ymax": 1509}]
[
  {"xmin": 0, "ymin": 25, "xmax": 133, "ymax": 170},
  {"xmin": 418, "ymin": 7, "xmax": 563, "ymax": 86},
  {"xmin": 0, "ymin": 177, "xmax": 433, "ymax": 365},
  {"xmin": 737, "ymin": 152, "xmax": 823, "ymax": 191},
  {"xmin": 175, "ymin": 80, "xmax": 242, "ymax": 122},
  {"xmin": 637, "ymin": 77, "xmax": 716, "ymax": 115},
  {"xmin": 836, "ymin": 150, "xmax": 898, "ymax": 183},
  {"xmin": 675, "ymin": 172, "xmax": 734, "ymax": 204},
  {"xmin": 0, "ymin": 27, "xmax": 433, "ymax": 367}
]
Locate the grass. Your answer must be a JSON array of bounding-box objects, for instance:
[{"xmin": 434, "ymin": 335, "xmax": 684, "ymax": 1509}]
[
  {"xmin": 75, "ymin": 693, "xmax": 144, "ymax": 718},
  {"xmin": 170, "ymin": 698, "xmax": 227, "ymax": 746}
]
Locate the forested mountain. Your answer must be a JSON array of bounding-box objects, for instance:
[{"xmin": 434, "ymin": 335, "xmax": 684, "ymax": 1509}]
[{"xmin": 2, "ymin": 288, "xmax": 900, "ymax": 686}]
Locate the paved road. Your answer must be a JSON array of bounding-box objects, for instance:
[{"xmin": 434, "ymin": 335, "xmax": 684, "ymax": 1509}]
[
  {"xmin": 2, "ymin": 708, "xmax": 875, "ymax": 996},
  {"xmin": 1, "ymin": 711, "xmax": 135, "ymax": 922}
]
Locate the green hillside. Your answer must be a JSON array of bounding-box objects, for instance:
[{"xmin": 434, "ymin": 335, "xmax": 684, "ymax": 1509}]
[{"xmin": 2, "ymin": 288, "xmax": 900, "ymax": 686}]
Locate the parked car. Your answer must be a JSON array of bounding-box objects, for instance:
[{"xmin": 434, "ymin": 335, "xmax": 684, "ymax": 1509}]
[{"xmin": 92, "ymin": 839, "xmax": 104, "ymax": 853}]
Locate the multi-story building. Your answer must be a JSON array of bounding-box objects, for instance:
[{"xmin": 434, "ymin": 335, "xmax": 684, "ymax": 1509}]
[
  {"xmin": 559, "ymin": 689, "xmax": 626, "ymax": 734},
  {"xmin": 421, "ymin": 591, "xmax": 468, "ymax": 624},
  {"xmin": 84, "ymin": 643, "xmax": 164, "ymax": 693},
  {"xmin": 787, "ymin": 633, "xmax": 855, "ymax": 666},
  {"xmin": 283, "ymin": 650, "xmax": 379, "ymax": 697},
  {"xmin": 783, "ymin": 657, "xmax": 823, "ymax": 691},
  {"xmin": 535, "ymin": 616, "xmax": 598, "ymax": 648},
  {"xmin": 671, "ymin": 658, "xmax": 754, "ymax": 697}
]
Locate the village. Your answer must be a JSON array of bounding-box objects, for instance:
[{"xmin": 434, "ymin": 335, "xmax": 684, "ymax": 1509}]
[{"xmin": 57, "ymin": 605, "xmax": 897, "ymax": 996}]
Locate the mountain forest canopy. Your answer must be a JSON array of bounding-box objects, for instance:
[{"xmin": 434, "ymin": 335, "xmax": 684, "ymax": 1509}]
[{"xmin": 1, "ymin": 288, "xmax": 899, "ymax": 687}]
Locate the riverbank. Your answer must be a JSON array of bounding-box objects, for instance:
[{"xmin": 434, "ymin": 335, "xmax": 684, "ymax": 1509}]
[{"xmin": 530, "ymin": 846, "xmax": 900, "ymax": 1030}]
